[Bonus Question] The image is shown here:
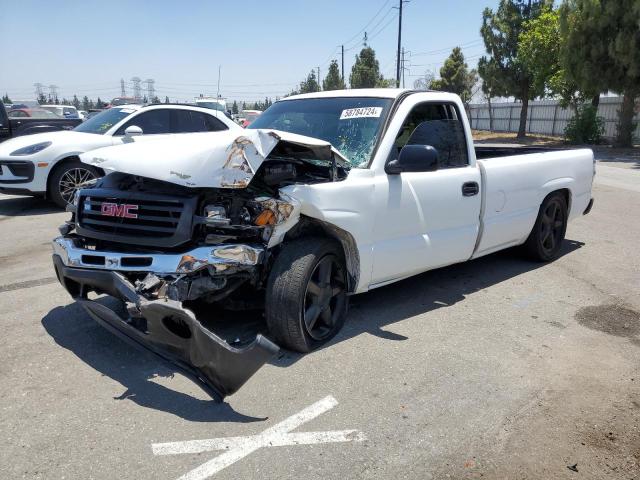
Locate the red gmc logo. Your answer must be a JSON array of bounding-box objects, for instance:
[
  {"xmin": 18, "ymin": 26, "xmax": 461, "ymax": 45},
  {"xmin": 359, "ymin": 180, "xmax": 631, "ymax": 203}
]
[{"xmin": 100, "ymin": 202, "xmax": 139, "ymax": 219}]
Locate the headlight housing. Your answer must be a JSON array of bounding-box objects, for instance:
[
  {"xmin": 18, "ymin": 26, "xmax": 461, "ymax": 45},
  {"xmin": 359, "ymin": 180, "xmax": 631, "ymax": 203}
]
[{"xmin": 10, "ymin": 141, "xmax": 52, "ymax": 156}]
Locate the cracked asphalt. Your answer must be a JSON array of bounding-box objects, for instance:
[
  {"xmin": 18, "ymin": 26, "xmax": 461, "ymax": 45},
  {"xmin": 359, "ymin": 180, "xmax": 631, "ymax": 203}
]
[{"xmin": 0, "ymin": 156, "xmax": 638, "ymax": 480}]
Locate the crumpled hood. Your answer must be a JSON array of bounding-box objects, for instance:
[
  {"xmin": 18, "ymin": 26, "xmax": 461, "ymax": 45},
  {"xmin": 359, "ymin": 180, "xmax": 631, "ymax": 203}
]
[
  {"xmin": 0, "ymin": 130, "xmax": 101, "ymax": 156},
  {"xmin": 80, "ymin": 129, "xmax": 349, "ymax": 189}
]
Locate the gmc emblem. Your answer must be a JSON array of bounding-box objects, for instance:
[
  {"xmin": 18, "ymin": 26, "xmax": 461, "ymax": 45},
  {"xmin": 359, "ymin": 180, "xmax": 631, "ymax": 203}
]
[{"xmin": 100, "ymin": 202, "xmax": 139, "ymax": 219}]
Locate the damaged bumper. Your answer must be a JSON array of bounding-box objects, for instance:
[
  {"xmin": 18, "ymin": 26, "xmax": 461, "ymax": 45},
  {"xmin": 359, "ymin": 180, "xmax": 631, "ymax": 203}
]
[
  {"xmin": 52, "ymin": 239, "xmax": 279, "ymax": 401},
  {"xmin": 52, "ymin": 236, "xmax": 263, "ymax": 274}
]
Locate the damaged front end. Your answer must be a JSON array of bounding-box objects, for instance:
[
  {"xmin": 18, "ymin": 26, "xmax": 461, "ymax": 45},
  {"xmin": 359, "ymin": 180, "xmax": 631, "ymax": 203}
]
[
  {"xmin": 52, "ymin": 249, "xmax": 278, "ymax": 401},
  {"xmin": 52, "ymin": 130, "xmax": 349, "ymax": 400}
]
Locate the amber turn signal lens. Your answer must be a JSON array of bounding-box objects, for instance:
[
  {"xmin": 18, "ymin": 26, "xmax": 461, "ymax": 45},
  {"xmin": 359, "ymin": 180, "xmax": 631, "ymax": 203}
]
[
  {"xmin": 37, "ymin": 162, "xmax": 49, "ymax": 167},
  {"xmin": 254, "ymin": 209, "xmax": 276, "ymax": 226}
]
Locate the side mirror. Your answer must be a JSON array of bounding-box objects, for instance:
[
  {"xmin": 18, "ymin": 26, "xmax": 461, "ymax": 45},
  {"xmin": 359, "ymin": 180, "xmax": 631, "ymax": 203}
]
[
  {"xmin": 124, "ymin": 125, "xmax": 143, "ymax": 137},
  {"xmin": 386, "ymin": 145, "xmax": 439, "ymax": 174}
]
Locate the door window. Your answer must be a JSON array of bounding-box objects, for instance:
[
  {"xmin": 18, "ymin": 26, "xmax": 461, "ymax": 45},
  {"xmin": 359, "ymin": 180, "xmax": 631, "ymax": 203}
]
[
  {"xmin": 172, "ymin": 110, "xmax": 228, "ymax": 133},
  {"xmin": 393, "ymin": 103, "xmax": 469, "ymax": 168},
  {"xmin": 114, "ymin": 109, "xmax": 171, "ymax": 135}
]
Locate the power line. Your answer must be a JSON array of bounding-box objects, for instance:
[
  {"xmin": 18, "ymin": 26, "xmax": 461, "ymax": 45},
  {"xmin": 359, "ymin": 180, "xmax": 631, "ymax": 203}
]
[
  {"xmin": 341, "ymin": 0, "xmax": 392, "ymax": 49},
  {"xmin": 410, "ymin": 40, "xmax": 484, "ymax": 57}
]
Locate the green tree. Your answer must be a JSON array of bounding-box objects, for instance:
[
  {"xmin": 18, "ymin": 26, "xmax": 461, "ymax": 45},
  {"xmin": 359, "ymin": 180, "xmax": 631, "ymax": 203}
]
[
  {"xmin": 231, "ymin": 100, "xmax": 238, "ymax": 114},
  {"xmin": 519, "ymin": 7, "xmax": 591, "ymax": 110},
  {"xmin": 164, "ymin": 96, "xmax": 170, "ymax": 103},
  {"xmin": 2, "ymin": 93, "xmax": 12, "ymax": 103},
  {"xmin": 560, "ymin": 0, "xmax": 640, "ymax": 147},
  {"xmin": 477, "ymin": 59, "xmax": 503, "ymax": 130},
  {"xmin": 299, "ymin": 70, "xmax": 320, "ymax": 93},
  {"xmin": 95, "ymin": 97, "xmax": 105, "ymax": 109},
  {"xmin": 349, "ymin": 47, "xmax": 383, "ymax": 88},
  {"xmin": 81, "ymin": 96, "xmax": 90, "ymax": 111},
  {"xmin": 151, "ymin": 96, "xmax": 160, "ymax": 104},
  {"xmin": 323, "ymin": 60, "xmax": 345, "ymax": 91},
  {"xmin": 431, "ymin": 47, "xmax": 478, "ymax": 105},
  {"xmin": 71, "ymin": 95, "xmax": 80, "ymax": 109},
  {"xmin": 479, "ymin": 0, "xmax": 552, "ymax": 137}
]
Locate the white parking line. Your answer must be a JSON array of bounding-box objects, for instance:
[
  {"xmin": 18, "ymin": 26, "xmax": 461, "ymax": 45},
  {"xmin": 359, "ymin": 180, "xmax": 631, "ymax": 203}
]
[{"xmin": 152, "ymin": 396, "xmax": 366, "ymax": 480}]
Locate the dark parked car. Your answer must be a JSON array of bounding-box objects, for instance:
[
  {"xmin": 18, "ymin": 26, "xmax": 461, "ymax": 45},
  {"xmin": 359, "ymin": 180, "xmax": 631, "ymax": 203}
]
[{"xmin": 0, "ymin": 99, "xmax": 82, "ymax": 143}]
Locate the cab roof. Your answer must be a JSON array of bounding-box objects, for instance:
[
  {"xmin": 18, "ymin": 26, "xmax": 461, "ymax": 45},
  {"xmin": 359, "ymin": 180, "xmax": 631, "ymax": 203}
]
[{"xmin": 282, "ymin": 88, "xmax": 411, "ymax": 101}]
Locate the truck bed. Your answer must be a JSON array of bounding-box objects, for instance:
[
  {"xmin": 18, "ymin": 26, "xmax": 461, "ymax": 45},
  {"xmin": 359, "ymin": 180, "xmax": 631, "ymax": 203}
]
[
  {"xmin": 472, "ymin": 147, "xmax": 594, "ymax": 259},
  {"xmin": 474, "ymin": 143, "xmax": 561, "ymax": 160}
]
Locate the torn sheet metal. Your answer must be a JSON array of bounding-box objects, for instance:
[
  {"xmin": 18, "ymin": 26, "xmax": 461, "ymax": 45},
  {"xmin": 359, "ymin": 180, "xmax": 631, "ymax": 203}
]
[
  {"xmin": 80, "ymin": 129, "xmax": 349, "ymax": 189},
  {"xmin": 53, "ymin": 255, "xmax": 279, "ymax": 400}
]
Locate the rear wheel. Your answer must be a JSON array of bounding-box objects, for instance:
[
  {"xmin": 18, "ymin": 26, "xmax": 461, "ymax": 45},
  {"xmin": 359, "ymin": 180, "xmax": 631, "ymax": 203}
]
[
  {"xmin": 265, "ymin": 238, "xmax": 349, "ymax": 352},
  {"xmin": 49, "ymin": 161, "xmax": 100, "ymax": 208},
  {"xmin": 523, "ymin": 192, "xmax": 568, "ymax": 261}
]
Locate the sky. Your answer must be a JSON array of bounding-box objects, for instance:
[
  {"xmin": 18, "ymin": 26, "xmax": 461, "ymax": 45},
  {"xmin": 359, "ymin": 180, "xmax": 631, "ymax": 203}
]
[{"xmin": 0, "ymin": 0, "xmax": 500, "ymax": 103}]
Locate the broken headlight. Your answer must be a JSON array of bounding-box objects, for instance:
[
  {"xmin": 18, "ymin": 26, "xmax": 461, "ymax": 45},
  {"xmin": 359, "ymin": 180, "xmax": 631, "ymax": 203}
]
[{"xmin": 204, "ymin": 205, "xmax": 231, "ymax": 226}]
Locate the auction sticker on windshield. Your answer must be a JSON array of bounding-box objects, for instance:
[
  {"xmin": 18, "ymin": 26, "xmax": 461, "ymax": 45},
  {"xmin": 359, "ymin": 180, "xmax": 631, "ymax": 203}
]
[{"xmin": 340, "ymin": 107, "xmax": 383, "ymax": 120}]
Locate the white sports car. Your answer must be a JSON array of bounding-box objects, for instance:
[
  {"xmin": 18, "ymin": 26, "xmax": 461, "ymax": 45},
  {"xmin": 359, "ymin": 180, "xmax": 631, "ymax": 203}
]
[{"xmin": 0, "ymin": 104, "xmax": 241, "ymax": 207}]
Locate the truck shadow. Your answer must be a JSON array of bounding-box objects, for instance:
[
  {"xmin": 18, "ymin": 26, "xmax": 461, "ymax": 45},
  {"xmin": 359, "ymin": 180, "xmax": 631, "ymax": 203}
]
[
  {"xmin": 41, "ymin": 240, "xmax": 583, "ymax": 417},
  {"xmin": 41, "ymin": 301, "xmax": 269, "ymax": 423},
  {"xmin": 0, "ymin": 194, "xmax": 60, "ymax": 217},
  {"xmin": 273, "ymin": 240, "xmax": 585, "ymax": 367}
]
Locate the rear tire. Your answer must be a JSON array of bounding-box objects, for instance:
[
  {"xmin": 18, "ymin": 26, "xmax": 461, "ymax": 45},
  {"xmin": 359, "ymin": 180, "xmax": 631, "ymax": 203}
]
[
  {"xmin": 265, "ymin": 237, "xmax": 349, "ymax": 353},
  {"xmin": 48, "ymin": 160, "xmax": 100, "ymax": 209},
  {"xmin": 523, "ymin": 192, "xmax": 568, "ymax": 262}
]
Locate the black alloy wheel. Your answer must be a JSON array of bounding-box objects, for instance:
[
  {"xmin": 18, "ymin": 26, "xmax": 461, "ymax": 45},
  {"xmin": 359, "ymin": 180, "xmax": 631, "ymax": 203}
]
[
  {"xmin": 266, "ymin": 237, "xmax": 349, "ymax": 352},
  {"xmin": 303, "ymin": 254, "xmax": 347, "ymax": 341},
  {"xmin": 523, "ymin": 192, "xmax": 568, "ymax": 262}
]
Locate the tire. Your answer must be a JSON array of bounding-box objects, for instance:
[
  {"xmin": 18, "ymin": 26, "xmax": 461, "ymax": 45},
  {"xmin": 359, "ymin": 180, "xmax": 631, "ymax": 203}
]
[
  {"xmin": 522, "ymin": 192, "xmax": 568, "ymax": 262},
  {"xmin": 265, "ymin": 237, "xmax": 349, "ymax": 353},
  {"xmin": 48, "ymin": 160, "xmax": 100, "ymax": 209}
]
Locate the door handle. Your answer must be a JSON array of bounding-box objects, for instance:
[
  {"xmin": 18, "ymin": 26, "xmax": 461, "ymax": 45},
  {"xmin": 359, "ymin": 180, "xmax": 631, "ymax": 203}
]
[{"xmin": 462, "ymin": 181, "xmax": 479, "ymax": 196}]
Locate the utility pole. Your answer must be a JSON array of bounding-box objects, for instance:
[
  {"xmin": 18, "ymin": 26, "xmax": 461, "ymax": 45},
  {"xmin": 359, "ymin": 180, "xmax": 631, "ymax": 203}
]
[
  {"xmin": 216, "ymin": 65, "xmax": 221, "ymax": 98},
  {"xmin": 341, "ymin": 45, "xmax": 345, "ymax": 86},
  {"xmin": 395, "ymin": 0, "xmax": 404, "ymax": 88},
  {"xmin": 317, "ymin": 66, "xmax": 321, "ymax": 91}
]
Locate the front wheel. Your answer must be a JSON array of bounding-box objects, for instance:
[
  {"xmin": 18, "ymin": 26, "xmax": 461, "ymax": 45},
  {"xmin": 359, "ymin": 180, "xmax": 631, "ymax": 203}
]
[
  {"xmin": 265, "ymin": 238, "xmax": 349, "ymax": 353},
  {"xmin": 522, "ymin": 192, "xmax": 568, "ymax": 261},
  {"xmin": 49, "ymin": 161, "xmax": 100, "ymax": 208}
]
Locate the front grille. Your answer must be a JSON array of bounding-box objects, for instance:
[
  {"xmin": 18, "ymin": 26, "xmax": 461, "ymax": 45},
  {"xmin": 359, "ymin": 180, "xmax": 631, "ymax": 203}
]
[
  {"xmin": 76, "ymin": 188, "xmax": 197, "ymax": 248},
  {"xmin": 80, "ymin": 196, "xmax": 182, "ymax": 238}
]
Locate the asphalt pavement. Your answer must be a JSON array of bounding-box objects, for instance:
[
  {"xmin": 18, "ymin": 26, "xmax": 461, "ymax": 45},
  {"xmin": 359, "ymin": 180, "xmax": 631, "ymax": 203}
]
[{"xmin": 0, "ymin": 156, "xmax": 638, "ymax": 480}]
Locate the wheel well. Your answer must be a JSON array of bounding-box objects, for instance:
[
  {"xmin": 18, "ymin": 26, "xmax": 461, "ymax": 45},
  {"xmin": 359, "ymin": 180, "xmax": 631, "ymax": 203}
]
[
  {"xmin": 547, "ymin": 188, "xmax": 571, "ymax": 213},
  {"xmin": 282, "ymin": 215, "xmax": 360, "ymax": 293}
]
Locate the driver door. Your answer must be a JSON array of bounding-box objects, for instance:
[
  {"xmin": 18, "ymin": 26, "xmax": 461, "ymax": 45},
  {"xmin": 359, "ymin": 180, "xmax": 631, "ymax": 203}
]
[{"xmin": 370, "ymin": 101, "xmax": 481, "ymax": 286}]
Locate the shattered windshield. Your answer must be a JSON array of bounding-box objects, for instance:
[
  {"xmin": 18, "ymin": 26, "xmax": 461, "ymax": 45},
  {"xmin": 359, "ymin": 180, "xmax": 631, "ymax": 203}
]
[{"xmin": 247, "ymin": 97, "xmax": 393, "ymax": 168}]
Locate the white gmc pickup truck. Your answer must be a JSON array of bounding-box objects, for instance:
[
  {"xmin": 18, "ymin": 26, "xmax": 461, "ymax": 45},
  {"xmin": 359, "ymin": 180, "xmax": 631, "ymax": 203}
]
[{"xmin": 51, "ymin": 89, "xmax": 595, "ymax": 400}]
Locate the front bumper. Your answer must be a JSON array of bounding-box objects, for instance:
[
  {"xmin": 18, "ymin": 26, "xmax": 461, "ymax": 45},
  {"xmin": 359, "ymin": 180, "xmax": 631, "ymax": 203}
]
[
  {"xmin": 52, "ymin": 240, "xmax": 279, "ymax": 401},
  {"xmin": 53, "ymin": 236, "xmax": 264, "ymax": 274}
]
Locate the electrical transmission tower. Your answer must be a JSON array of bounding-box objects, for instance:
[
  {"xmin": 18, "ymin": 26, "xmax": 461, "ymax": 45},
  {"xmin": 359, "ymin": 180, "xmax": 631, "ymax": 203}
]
[
  {"xmin": 120, "ymin": 78, "xmax": 126, "ymax": 97},
  {"xmin": 48, "ymin": 85, "xmax": 59, "ymax": 102},
  {"xmin": 144, "ymin": 79, "xmax": 155, "ymax": 102},
  {"xmin": 34, "ymin": 83, "xmax": 44, "ymax": 101},
  {"xmin": 130, "ymin": 77, "xmax": 142, "ymax": 101}
]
